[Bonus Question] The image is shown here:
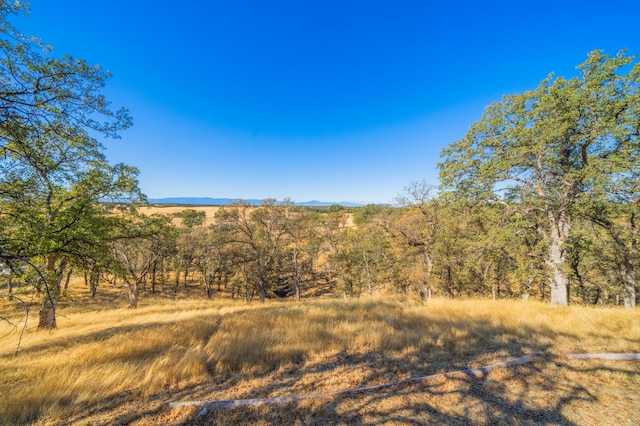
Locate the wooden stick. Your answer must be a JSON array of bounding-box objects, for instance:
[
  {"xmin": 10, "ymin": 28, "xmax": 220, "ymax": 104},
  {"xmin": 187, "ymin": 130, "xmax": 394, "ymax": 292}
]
[{"xmin": 566, "ymin": 353, "xmax": 640, "ymax": 360}]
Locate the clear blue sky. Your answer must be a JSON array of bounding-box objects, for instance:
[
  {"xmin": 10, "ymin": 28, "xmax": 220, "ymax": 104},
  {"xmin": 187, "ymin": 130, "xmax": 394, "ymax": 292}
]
[{"xmin": 15, "ymin": 1, "xmax": 640, "ymax": 204}]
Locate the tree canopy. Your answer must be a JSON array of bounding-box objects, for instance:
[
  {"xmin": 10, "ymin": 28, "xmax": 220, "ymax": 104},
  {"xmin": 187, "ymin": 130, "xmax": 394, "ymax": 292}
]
[
  {"xmin": 0, "ymin": 3, "xmax": 143, "ymax": 321},
  {"xmin": 439, "ymin": 49, "xmax": 640, "ymax": 305}
]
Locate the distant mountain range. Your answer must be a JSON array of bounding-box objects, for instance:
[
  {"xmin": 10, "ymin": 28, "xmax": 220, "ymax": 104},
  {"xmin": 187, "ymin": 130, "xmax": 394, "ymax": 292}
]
[{"xmin": 146, "ymin": 197, "xmax": 363, "ymax": 207}]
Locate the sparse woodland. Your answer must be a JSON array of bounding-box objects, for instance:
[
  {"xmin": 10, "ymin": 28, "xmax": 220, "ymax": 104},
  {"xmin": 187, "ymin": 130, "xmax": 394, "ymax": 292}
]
[
  {"xmin": 1, "ymin": 3, "xmax": 639, "ymax": 425},
  {"xmin": 122, "ymin": 191, "xmax": 637, "ymax": 308},
  {"xmin": 0, "ymin": 3, "xmax": 638, "ymax": 329}
]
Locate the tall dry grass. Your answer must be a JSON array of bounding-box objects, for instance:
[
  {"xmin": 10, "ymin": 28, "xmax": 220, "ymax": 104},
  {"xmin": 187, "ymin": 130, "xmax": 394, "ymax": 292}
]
[
  {"xmin": 0, "ymin": 291, "xmax": 638, "ymax": 425},
  {"xmin": 137, "ymin": 205, "xmax": 220, "ymax": 226}
]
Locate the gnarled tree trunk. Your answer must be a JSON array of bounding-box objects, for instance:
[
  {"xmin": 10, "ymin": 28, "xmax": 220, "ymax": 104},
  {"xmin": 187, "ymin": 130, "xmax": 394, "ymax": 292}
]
[{"xmin": 547, "ymin": 209, "xmax": 571, "ymax": 305}]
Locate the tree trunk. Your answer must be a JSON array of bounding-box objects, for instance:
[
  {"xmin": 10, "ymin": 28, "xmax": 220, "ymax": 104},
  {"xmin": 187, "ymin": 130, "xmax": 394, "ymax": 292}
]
[
  {"xmin": 419, "ymin": 285, "xmax": 430, "ymax": 301},
  {"xmin": 522, "ymin": 277, "xmax": 534, "ymax": 301},
  {"xmin": 292, "ymin": 249, "xmax": 301, "ymax": 302},
  {"xmin": 7, "ymin": 273, "xmax": 13, "ymax": 300},
  {"xmin": 128, "ymin": 283, "xmax": 139, "ymax": 308},
  {"xmin": 548, "ymin": 245, "xmax": 569, "ymax": 305},
  {"xmin": 622, "ymin": 261, "xmax": 637, "ymax": 308},
  {"xmin": 258, "ymin": 277, "xmax": 267, "ymax": 303},
  {"xmin": 63, "ymin": 268, "xmax": 73, "ymax": 291},
  {"xmin": 217, "ymin": 271, "xmax": 222, "ymax": 291},
  {"xmin": 151, "ymin": 261, "xmax": 157, "ymax": 294},
  {"xmin": 89, "ymin": 273, "xmax": 98, "ymax": 298},
  {"xmin": 160, "ymin": 259, "xmax": 166, "ymax": 292},
  {"xmin": 423, "ymin": 248, "xmax": 434, "ymax": 287},
  {"xmin": 38, "ymin": 300, "xmax": 56, "ymax": 329},
  {"xmin": 547, "ymin": 212, "xmax": 570, "ymax": 305},
  {"xmin": 242, "ymin": 265, "xmax": 252, "ymax": 302},
  {"xmin": 45, "ymin": 255, "xmax": 67, "ymax": 296},
  {"xmin": 362, "ymin": 251, "xmax": 373, "ymax": 295}
]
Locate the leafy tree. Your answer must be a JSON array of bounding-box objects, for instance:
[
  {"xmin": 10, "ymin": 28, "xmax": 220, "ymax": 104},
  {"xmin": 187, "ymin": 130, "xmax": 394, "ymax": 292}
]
[
  {"xmin": 439, "ymin": 50, "xmax": 640, "ymax": 305},
  {"xmin": 0, "ymin": 4, "xmax": 131, "ymax": 139},
  {"xmin": 215, "ymin": 200, "xmax": 291, "ymax": 302},
  {"xmin": 173, "ymin": 210, "xmax": 206, "ymax": 289},
  {"xmin": 580, "ymin": 201, "xmax": 638, "ymax": 307},
  {"xmin": 175, "ymin": 209, "xmax": 206, "ymax": 229},
  {"xmin": 343, "ymin": 225, "xmax": 393, "ymax": 296},
  {"xmin": 0, "ymin": 4, "xmax": 142, "ymax": 323},
  {"xmin": 565, "ymin": 228, "xmax": 612, "ymax": 305},
  {"xmin": 111, "ymin": 212, "xmax": 174, "ymax": 308},
  {"xmin": 317, "ymin": 205, "xmax": 350, "ymax": 294},
  {"xmin": 285, "ymin": 206, "xmax": 316, "ymax": 301},
  {"xmin": 192, "ymin": 224, "xmax": 234, "ymax": 299},
  {"xmin": 392, "ymin": 181, "xmax": 439, "ymax": 297},
  {"xmin": 505, "ymin": 205, "xmax": 547, "ymax": 301}
]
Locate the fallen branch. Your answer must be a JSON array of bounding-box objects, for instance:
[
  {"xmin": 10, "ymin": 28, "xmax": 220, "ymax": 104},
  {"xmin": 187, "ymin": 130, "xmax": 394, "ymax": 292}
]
[{"xmin": 566, "ymin": 353, "xmax": 640, "ymax": 360}]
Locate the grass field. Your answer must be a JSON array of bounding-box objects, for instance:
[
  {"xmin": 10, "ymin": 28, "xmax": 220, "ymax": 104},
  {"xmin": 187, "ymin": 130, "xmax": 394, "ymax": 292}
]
[
  {"xmin": 137, "ymin": 205, "xmax": 221, "ymax": 226},
  {"xmin": 0, "ymin": 280, "xmax": 639, "ymax": 425}
]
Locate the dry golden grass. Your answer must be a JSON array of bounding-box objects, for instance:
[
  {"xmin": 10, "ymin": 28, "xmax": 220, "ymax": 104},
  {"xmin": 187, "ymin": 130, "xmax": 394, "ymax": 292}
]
[
  {"xmin": 137, "ymin": 205, "xmax": 221, "ymax": 226},
  {"xmin": 0, "ymin": 282, "xmax": 638, "ymax": 425}
]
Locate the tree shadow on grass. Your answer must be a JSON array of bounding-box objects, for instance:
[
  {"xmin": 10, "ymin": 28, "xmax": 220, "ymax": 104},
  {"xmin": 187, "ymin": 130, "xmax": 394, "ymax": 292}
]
[
  {"xmin": 177, "ymin": 362, "xmax": 586, "ymax": 425},
  {"xmin": 164, "ymin": 315, "xmax": 620, "ymax": 426}
]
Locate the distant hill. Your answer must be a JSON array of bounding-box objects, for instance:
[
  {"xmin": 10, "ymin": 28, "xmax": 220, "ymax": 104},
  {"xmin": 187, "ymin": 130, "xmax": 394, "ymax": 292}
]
[{"xmin": 146, "ymin": 197, "xmax": 363, "ymax": 207}]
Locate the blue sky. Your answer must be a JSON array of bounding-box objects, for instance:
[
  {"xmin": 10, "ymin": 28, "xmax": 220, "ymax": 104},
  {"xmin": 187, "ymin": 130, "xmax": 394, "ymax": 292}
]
[{"xmin": 15, "ymin": 1, "xmax": 640, "ymax": 204}]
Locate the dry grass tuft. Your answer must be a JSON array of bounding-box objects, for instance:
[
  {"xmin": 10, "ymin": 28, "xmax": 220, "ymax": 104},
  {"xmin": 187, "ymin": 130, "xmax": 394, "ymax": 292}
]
[{"xmin": 1, "ymin": 286, "xmax": 639, "ymax": 425}]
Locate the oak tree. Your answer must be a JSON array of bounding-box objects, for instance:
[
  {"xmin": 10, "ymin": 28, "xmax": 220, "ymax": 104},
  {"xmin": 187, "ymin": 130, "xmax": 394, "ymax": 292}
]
[
  {"xmin": 439, "ymin": 50, "xmax": 640, "ymax": 305},
  {"xmin": 0, "ymin": 4, "xmax": 142, "ymax": 322}
]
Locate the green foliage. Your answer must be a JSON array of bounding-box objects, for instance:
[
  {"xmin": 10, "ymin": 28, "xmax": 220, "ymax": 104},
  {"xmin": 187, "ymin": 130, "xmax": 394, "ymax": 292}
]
[
  {"xmin": 0, "ymin": 4, "xmax": 143, "ymax": 305},
  {"xmin": 352, "ymin": 204, "xmax": 387, "ymax": 226},
  {"xmin": 175, "ymin": 209, "xmax": 206, "ymax": 228},
  {"xmin": 439, "ymin": 49, "xmax": 640, "ymax": 305},
  {"xmin": 110, "ymin": 212, "xmax": 176, "ymax": 307},
  {"xmin": 215, "ymin": 201, "xmax": 293, "ymax": 302},
  {"xmin": 440, "ymin": 49, "xmax": 639, "ymax": 203}
]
